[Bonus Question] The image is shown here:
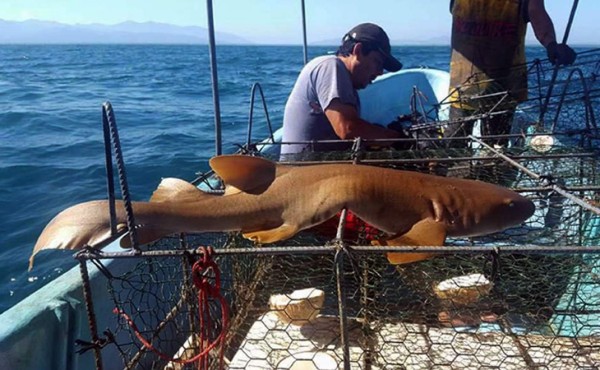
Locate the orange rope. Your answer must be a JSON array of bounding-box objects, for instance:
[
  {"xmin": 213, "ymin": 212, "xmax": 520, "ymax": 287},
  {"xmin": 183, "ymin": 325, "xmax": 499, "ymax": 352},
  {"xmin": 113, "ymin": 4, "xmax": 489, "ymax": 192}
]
[{"xmin": 114, "ymin": 247, "xmax": 228, "ymax": 368}]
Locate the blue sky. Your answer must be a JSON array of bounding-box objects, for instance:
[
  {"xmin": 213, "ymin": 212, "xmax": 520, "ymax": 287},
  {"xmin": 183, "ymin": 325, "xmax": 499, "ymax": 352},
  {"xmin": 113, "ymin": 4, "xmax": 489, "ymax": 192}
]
[{"xmin": 0, "ymin": 0, "xmax": 597, "ymax": 45}]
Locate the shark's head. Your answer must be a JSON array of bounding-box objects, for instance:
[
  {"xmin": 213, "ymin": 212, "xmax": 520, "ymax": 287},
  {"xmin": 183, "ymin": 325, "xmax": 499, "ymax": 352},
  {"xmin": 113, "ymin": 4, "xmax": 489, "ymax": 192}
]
[{"xmin": 467, "ymin": 188, "xmax": 535, "ymax": 236}]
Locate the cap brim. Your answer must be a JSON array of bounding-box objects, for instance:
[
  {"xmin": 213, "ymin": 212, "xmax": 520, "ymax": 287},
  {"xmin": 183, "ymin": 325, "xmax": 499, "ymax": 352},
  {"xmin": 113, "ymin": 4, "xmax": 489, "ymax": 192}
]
[{"xmin": 383, "ymin": 54, "xmax": 403, "ymax": 72}]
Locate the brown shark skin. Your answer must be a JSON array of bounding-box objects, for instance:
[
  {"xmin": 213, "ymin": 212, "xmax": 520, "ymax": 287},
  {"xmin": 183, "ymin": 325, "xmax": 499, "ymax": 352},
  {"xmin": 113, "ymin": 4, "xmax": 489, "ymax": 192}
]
[{"xmin": 30, "ymin": 157, "xmax": 535, "ymax": 270}]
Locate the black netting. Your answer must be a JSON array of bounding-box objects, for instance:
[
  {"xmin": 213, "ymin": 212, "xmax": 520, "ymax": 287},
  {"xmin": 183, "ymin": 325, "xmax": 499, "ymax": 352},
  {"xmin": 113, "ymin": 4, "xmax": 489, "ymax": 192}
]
[{"xmin": 76, "ymin": 50, "xmax": 600, "ymax": 369}]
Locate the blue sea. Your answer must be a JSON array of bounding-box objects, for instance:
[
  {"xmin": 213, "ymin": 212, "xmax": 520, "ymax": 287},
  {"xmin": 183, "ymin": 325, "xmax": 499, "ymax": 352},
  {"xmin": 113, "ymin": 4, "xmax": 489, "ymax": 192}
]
[{"xmin": 1, "ymin": 44, "xmax": 555, "ymax": 314}]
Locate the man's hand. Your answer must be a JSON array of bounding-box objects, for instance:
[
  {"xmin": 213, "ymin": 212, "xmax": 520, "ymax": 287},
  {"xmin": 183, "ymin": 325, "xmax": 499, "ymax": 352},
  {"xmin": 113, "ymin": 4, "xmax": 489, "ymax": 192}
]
[{"xmin": 546, "ymin": 41, "xmax": 577, "ymax": 66}]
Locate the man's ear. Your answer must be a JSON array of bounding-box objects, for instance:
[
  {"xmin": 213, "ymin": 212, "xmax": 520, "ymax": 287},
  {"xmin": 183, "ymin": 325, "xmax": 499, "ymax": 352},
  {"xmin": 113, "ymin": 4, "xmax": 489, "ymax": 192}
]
[{"xmin": 352, "ymin": 42, "xmax": 364, "ymax": 57}]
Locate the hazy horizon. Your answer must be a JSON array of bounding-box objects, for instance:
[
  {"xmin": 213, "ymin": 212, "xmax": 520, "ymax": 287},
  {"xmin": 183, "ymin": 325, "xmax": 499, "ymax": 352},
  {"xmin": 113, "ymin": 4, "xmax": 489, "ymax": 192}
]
[
  {"xmin": 0, "ymin": 1, "xmax": 597, "ymax": 46},
  {"xmin": 1, "ymin": 18, "xmax": 598, "ymax": 47}
]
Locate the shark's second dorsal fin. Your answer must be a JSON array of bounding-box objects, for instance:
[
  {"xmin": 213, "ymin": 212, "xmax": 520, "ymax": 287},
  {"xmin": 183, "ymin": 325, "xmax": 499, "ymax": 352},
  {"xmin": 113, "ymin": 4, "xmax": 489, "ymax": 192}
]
[
  {"xmin": 150, "ymin": 178, "xmax": 208, "ymax": 203},
  {"xmin": 209, "ymin": 155, "xmax": 277, "ymax": 195}
]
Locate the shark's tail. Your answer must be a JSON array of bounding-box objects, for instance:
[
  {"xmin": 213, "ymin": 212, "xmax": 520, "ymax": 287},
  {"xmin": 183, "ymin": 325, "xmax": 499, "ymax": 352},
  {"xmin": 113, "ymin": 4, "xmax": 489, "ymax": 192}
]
[
  {"xmin": 29, "ymin": 200, "xmax": 125, "ymax": 271},
  {"xmin": 29, "ymin": 178, "xmax": 214, "ymax": 271}
]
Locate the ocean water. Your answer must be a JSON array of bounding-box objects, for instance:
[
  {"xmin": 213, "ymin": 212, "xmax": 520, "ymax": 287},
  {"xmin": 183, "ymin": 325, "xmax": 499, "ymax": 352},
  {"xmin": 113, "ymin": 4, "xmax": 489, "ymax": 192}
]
[{"xmin": 2, "ymin": 44, "xmax": 553, "ymax": 314}]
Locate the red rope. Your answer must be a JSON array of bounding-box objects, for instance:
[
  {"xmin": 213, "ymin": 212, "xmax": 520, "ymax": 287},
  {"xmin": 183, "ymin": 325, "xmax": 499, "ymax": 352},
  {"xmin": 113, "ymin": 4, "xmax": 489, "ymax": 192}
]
[{"xmin": 114, "ymin": 246, "xmax": 229, "ymax": 368}]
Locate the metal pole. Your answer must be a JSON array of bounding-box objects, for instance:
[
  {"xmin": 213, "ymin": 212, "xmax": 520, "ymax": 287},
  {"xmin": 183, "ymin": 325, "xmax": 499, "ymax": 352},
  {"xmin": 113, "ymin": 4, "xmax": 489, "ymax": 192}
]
[
  {"xmin": 78, "ymin": 260, "xmax": 103, "ymax": 370},
  {"xmin": 334, "ymin": 247, "xmax": 351, "ymax": 370},
  {"xmin": 102, "ymin": 105, "xmax": 117, "ymax": 236},
  {"xmin": 300, "ymin": 0, "xmax": 308, "ymax": 65},
  {"xmin": 538, "ymin": 0, "xmax": 580, "ymax": 127},
  {"xmin": 206, "ymin": 0, "xmax": 223, "ymax": 155},
  {"xmin": 561, "ymin": 0, "xmax": 580, "ymax": 45}
]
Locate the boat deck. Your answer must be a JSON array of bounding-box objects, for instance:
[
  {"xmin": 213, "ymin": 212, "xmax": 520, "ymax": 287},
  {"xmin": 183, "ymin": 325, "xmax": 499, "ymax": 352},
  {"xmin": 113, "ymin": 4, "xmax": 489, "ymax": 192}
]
[{"xmin": 230, "ymin": 312, "xmax": 600, "ymax": 369}]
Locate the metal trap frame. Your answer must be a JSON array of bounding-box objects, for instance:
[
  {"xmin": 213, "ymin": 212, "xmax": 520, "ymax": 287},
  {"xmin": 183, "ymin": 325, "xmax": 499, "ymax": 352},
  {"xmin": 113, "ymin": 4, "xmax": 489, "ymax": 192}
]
[{"xmin": 74, "ymin": 52, "xmax": 600, "ymax": 369}]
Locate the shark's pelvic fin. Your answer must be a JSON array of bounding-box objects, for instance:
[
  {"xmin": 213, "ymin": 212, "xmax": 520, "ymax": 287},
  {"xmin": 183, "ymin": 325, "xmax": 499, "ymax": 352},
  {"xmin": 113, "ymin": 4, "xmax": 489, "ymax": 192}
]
[
  {"xmin": 150, "ymin": 178, "xmax": 208, "ymax": 203},
  {"xmin": 375, "ymin": 218, "xmax": 447, "ymax": 265},
  {"xmin": 209, "ymin": 155, "xmax": 277, "ymax": 195},
  {"xmin": 243, "ymin": 223, "xmax": 299, "ymax": 244},
  {"xmin": 119, "ymin": 227, "xmax": 175, "ymax": 248}
]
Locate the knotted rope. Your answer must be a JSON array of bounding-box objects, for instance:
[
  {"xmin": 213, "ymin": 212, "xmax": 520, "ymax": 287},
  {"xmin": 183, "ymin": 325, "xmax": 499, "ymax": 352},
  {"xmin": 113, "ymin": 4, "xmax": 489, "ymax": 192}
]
[{"xmin": 114, "ymin": 246, "xmax": 229, "ymax": 369}]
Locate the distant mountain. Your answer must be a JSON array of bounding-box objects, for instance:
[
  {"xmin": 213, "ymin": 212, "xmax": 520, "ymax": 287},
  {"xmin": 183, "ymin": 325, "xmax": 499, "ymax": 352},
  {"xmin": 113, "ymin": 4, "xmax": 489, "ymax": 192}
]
[
  {"xmin": 311, "ymin": 36, "xmax": 451, "ymax": 46},
  {"xmin": 0, "ymin": 19, "xmax": 251, "ymax": 44}
]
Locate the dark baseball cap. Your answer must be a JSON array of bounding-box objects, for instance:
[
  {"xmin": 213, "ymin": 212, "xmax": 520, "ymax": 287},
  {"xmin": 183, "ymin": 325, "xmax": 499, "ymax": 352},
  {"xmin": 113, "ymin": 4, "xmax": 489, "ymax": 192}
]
[{"xmin": 342, "ymin": 23, "xmax": 402, "ymax": 72}]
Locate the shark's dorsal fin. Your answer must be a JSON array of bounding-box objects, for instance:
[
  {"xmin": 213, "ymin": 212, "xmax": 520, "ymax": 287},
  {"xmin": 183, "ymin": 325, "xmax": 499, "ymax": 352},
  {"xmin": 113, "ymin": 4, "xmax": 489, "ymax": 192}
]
[
  {"xmin": 209, "ymin": 155, "xmax": 277, "ymax": 195},
  {"xmin": 150, "ymin": 178, "xmax": 208, "ymax": 203},
  {"xmin": 373, "ymin": 218, "xmax": 447, "ymax": 265}
]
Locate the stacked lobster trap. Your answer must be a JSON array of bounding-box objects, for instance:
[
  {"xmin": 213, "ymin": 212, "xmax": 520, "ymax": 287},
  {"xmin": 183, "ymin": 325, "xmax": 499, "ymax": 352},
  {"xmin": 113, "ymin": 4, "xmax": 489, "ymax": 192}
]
[{"xmin": 76, "ymin": 50, "xmax": 600, "ymax": 369}]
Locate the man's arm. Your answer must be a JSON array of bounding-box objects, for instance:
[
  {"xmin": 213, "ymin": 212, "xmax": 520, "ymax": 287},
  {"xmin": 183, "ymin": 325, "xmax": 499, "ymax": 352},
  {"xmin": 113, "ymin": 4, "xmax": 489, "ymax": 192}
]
[
  {"xmin": 325, "ymin": 99, "xmax": 401, "ymax": 140},
  {"xmin": 529, "ymin": 0, "xmax": 577, "ymax": 66},
  {"xmin": 528, "ymin": 0, "xmax": 556, "ymax": 47}
]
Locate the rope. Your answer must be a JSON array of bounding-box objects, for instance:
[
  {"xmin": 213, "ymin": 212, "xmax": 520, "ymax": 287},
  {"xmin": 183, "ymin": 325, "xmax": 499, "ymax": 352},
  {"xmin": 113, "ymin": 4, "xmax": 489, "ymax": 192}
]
[{"xmin": 114, "ymin": 246, "xmax": 229, "ymax": 369}]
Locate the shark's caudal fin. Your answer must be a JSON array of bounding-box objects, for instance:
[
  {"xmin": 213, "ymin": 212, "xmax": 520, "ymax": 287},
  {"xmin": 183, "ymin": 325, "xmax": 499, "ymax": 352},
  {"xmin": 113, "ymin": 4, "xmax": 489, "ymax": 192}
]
[
  {"xmin": 30, "ymin": 178, "xmax": 213, "ymax": 269},
  {"xmin": 29, "ymin": 200, "xmax": 128, "ymax": 271},
  {"xmin": 373, "ymin": 219, "xmax": 447, "ymax": 265}
]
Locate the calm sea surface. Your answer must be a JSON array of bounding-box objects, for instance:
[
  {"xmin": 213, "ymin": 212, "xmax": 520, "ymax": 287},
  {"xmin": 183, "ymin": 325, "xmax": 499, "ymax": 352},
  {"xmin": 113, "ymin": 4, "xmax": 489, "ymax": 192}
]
[{"xmin": 1, "ymin": 44, "xmax": 554, "ymax": 314}]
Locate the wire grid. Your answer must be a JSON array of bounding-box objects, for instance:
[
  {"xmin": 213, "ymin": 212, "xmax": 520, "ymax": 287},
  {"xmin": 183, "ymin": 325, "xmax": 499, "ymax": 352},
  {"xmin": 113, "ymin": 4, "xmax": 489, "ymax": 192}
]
[
  {"xmin": 77, "ymin": 50, "xmax": 600, "ymax": 369},
  {"xmin": 76, "ymin": 145, "xmax": 600, "ymax": 370}
]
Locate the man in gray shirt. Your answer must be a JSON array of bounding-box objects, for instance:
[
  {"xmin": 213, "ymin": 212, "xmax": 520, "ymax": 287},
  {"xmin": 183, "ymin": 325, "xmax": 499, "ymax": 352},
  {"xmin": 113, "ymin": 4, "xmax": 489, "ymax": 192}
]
[{"xmin": 281, "ymin": 23, "xmax": 403, "ymax": 156}]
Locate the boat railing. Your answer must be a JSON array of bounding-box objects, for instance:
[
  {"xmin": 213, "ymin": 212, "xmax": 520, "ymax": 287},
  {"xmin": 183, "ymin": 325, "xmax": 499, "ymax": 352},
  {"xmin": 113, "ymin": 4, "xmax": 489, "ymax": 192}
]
[{"xmin": 245, "ymin": 82, "xmax": 275, "ymax": 150}]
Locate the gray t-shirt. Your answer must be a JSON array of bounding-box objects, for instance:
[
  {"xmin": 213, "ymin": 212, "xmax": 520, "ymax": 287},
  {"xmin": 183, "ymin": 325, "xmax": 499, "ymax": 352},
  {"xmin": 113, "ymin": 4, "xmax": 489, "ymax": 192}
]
[{"xmin": 280, "ymin": 55, "xmax": 359, "ymax": 155}]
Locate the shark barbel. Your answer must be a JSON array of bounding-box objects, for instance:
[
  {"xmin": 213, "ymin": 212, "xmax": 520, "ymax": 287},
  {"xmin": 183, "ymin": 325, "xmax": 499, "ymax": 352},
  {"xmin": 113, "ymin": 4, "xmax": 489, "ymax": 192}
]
[{"xmin": 30, "ymin": 155, "xmax": 535, "ymax": 270}]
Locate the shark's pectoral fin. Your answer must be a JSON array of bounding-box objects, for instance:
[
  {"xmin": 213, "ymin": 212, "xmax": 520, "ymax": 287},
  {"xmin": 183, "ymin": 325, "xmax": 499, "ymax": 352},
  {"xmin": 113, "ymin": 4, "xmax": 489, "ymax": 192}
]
[
  {"xmin": 209, "ymin": 155, "xmax": 277, "ymax": 195},
  {"xmin": 242, "ymin": 223, "xmax": 299, "ymax": 244},
  {"xmin": 374, "ymin": 219, "xmax": 447, "ymax": 265}
]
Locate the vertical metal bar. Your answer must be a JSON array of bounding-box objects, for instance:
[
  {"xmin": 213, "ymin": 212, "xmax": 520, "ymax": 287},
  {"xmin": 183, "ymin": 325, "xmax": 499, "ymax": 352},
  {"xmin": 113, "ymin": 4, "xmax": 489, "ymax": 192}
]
[
  {"xmin": 102, "ymin": 106, "xmax": 117, "ymax": 236},
  {"xmin": 335, "ymin": 210, "xmax": 348, "ymax": 241},
  {"xmin": 206, "ymin": 0, "xmax": 223, "ymax": 155},
  {"xmin": 102, "ymin": 102, "xmax": 139, "ymax": 251},
  {"xmin": 334, "ymin": 247, "xmax": 351, "ymax": 370},
  {"xmin": 300, "ymin": 0, "xmax": 308, "ymax": 65},
  {"xmin": 360, "ymin": 259, "xmax": 373, "ymax": 370},
  {"xmin": 79, "ymin": 260, "xmax": 103, "ymax": 370},
  {"xmin": 246, "ymin": 83, "xmax": 275, "ymax": 148},
  {"xmin": 538, "ymin": 0, "xmax": 580, "ymax": 126},
  {"xmin": 561, "ymin": 0, "xmax": 580, "ymax": 45}
]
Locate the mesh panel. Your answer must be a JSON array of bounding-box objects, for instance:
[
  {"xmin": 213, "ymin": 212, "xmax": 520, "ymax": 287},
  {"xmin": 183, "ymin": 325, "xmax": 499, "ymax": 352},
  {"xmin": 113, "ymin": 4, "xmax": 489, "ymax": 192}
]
[{"xmin": 77, "ymin": 50, "xmax": 600, "ymax": 369}]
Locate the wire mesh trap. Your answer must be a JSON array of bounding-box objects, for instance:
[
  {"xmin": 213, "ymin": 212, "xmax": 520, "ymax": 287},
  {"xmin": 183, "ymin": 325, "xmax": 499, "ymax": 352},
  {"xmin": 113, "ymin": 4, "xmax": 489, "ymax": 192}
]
[
  {"xmin": 74, "ymin": 51, "xmax": 600, "ymax": 369},
  {"xmin": 75, "ymin": 144, "xmax": 600, "ymax": 369}
]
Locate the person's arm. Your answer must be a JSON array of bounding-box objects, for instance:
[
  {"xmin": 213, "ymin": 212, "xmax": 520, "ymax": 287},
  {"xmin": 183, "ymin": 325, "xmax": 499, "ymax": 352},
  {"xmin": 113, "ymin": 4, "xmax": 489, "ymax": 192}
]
[
  {"xmin": 528, "ymin": 0, "xmax": 556, "ymax": 47},
  {"xmin": 325, "ymin": 99, "xmax": 402, "ymax": 140},
  {"xmin": 529, "ymin": 0, "xmax": 577, "ymax": 65}
]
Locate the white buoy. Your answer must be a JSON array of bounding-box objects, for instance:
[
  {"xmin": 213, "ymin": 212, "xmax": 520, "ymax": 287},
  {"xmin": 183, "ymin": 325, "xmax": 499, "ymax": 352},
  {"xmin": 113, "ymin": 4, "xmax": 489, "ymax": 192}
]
[
  {"xmin": 530, "ymin": 135, "xmax": 554, "ymax": 153},
  {"xmin": 433, "ymin": 273, "xmax": 492, "ymax": 306},
  {"xmin": 269, "ymin": 288, "xmax": 325, "ymax": 325}
]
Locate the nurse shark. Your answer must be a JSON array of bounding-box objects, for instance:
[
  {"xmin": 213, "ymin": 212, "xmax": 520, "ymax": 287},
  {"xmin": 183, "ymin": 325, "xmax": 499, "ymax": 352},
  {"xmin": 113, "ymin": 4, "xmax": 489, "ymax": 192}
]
[{"xmin": 30, "ymin": 155, "xmax": 534, "ymax": 269}]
